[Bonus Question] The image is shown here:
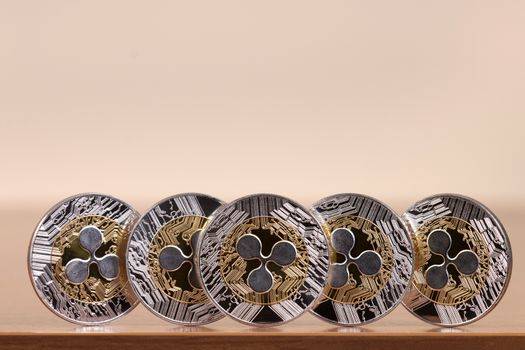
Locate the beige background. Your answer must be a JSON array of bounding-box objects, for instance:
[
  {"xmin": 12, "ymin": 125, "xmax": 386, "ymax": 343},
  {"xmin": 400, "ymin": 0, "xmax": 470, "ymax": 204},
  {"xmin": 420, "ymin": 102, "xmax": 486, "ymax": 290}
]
[{"xmin": 0, "ymin": 1, "xmax": 523, "ymax": 329}]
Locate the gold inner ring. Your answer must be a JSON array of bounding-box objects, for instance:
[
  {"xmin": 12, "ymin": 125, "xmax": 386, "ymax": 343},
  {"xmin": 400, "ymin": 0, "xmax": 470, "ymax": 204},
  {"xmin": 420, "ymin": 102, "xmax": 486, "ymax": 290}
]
[
  {"xmin": 148, "ymin": 215, "xmax": 208, "ymax": 304},
  {"xmin": 219, "ymin": 216, "xmax": 309, "ymax": 306},
  {"xmin": 412, "ymin": 216, "xmax": 490, "ymax": 306},
  {"xmin": 322, "ymin": 215, "xmax": 393, "ymax": 305},
  {"xmin": 52, "ymin": 215, "xmax": 129, "ymax": 303}
]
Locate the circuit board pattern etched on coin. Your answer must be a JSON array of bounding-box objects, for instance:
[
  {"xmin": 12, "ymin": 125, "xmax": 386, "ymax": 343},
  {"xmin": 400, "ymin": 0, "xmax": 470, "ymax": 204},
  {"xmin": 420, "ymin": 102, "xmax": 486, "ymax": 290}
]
[
  {"xmin": 402, "ymin": 194, "xmax": 512, "ymax": 326},
  {"xmin": 310, "ymin": 194, "xmax": 413, "ymax": 325},
  {"xmin": 199, "ymin": 194, "xmax": 329, "ymax": 326},
  {"xmin": 28, "ymin": 193, "xmax": 139, "ymax": 324},
  {"xmin": 127, "ymin": 193, "xmax": 225, "ymax": 325}
]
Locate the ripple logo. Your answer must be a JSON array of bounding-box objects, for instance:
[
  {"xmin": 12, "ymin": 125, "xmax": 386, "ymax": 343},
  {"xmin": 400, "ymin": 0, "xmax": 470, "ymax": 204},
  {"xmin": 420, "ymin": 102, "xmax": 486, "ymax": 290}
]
[
  {"xmin": 65, "ymin": 226, "xmax": 119, "ymax": 284},
  {"xmin": 236, "ymin": 231, "xmax": 297, "ymax": 293},
  {"xmin": 425, "ymin": 229, "xmax": 479, "ymax": 290},
  {"xmin": 158, "ymin": 231, "xmax": 201, "ymax": 289},
  {"xmin": 329, "ymin": 228, "xmax": 382, "ymax": 288}
]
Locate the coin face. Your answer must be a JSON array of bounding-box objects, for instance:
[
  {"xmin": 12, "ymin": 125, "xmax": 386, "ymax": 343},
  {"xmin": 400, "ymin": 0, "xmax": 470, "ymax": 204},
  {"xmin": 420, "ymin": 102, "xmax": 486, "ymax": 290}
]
[
  {"xmin": 310, "ymin": 194, "xmax": 414, "ymax": 325},
  {"xmin": 126, "ymin": 193, "xmax": 225, "ymax": 325},
  {"xmin": 402, "ymin": 194, "xmax": 512, "ymax": 326},
  {"xmin": 199, "ymin": 194, "xmax": 329, "ymax": 326},
  {"xmin": 28, "ymin": 193, "xmax": 139, "ymax": 325}
]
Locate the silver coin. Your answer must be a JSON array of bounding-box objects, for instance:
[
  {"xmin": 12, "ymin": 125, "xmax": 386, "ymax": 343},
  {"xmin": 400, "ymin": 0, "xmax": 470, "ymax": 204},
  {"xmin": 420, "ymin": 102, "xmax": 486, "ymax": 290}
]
[
  {"xmin": 310, "ymin": 193, "xmax": 414, "ymax": 325},
  {"xmin": 28, "ymin": 193, "xmax": 140, "ymax": 325},
  {"xmin": 198, "ymin": 193, "xmax": 329, "ymax": 326},
  {"xmin": 126, "ymin": 193, "xmax": 225, "ymax": 325},
  {"xmin": 402, "ymin": 194, "xmax": 512, "ymax": 326}
]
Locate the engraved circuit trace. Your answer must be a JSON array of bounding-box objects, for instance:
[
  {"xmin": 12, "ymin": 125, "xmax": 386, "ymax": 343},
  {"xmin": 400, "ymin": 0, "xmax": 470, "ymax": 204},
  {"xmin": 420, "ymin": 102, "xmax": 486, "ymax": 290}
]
[{"xmin": 158, "ymin": 230, "xmax": 202, "ymax": 289}]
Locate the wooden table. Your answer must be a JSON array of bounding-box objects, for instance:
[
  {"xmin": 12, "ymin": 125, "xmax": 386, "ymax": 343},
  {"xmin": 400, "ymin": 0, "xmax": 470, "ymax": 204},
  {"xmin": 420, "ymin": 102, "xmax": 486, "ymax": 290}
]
[{"xmin": 1, "ymin": 205, "xmax": 523, "ymax": 349}]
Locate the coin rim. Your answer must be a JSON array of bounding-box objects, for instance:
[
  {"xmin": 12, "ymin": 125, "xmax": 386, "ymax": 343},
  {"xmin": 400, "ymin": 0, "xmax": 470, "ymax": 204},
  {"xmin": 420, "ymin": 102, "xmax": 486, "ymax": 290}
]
[
  {"xmin": 197, "ymin": 193, "xmax": 330, "ymax": 327},
  {"xmin": 308, "ymin": 192, "xmax": 415, "ymax": 326},
  {"xmin": 125, "ymin": 192, "xmax": 226, "ymax": 325},
  {"xmin": 27, "ymin": 192, "xmax": 140, "ymax": 325},
  {"xmin": 401, "ymin": 193, "xmax": 513, "ymax": 327}
]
